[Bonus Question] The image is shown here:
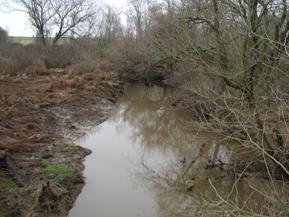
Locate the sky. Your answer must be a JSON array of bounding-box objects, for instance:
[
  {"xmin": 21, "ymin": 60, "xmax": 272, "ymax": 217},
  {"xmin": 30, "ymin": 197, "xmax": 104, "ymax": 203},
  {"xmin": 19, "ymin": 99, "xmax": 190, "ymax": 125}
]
[{"xmin": 0, "ymin": 0, "xmax": 127, "ymax": 36}]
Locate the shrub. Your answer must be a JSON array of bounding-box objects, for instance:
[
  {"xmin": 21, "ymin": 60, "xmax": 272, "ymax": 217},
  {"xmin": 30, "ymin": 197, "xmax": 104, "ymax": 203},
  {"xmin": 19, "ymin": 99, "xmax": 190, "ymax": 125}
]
[
  {"xmin": 0, "ymin": 43, "xmax": 43, "ymax": 74},
  {"xmin": 44, "ymin": 45, "xmax": 79, "ymax": 69},
  {"xmin": 103, "ymin": 38, "xmax": 168, "ymax": 83},
  {"xmin": 0, "ymin": 27, "xmax": 8, "ymax": 44},
  {"xmin": 0, "ymin": 37, "xmax": 102, "ymax": 75}
]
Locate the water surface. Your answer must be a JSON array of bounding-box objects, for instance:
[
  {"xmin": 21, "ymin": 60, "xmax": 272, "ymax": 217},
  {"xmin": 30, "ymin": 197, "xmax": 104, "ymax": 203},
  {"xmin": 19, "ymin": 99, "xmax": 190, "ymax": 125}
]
[
  {"xmin": 69, "ymin": 85, "xmax": 178, "ymax": 217},
  {"xmin": 69, "ymin": 85, "xmax": 284, "ymax": 217}
]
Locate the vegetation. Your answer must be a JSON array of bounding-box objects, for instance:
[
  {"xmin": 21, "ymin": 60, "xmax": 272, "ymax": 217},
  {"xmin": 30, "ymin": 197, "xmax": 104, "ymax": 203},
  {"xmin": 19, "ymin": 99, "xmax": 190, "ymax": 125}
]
[
  {"xmin": 0, "ymin": 206, "xmax": 19, "ymax": 217},
  {"xmin": 102, "ymin": 0, "xmax": 289, "ymax": 215},
  {"xmin": 60, "ymin": 143, "xmax": 80, "ymax": 154},
  {"xmin": 0, "ymin": 176, "xmax": 17, "ymax": 189},
  {"xmin": 89, "ymin": 0, "xmax": 289, "ymax": 185},
  {"xmin": 0, "ymin": 27, "xmax": 8, "ymax": 43},
  {"xmin": 41, "ymin": 162, "xmax": 74, "ymax": 182},
  {"xmin": 8, "ymin": 36, "xmax": 70, "ymax": 45},
  {"xmin": 3, "ymin": 0, "xmax": 95, "ymax": 45},
  {"xmin": 1, "ymin": 0, "xmax": 289, "ymax": 216}
]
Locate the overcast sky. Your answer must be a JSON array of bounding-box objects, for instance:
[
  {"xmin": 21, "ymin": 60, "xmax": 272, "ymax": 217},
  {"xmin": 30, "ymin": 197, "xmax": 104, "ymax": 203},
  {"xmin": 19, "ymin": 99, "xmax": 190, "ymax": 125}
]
[{"xmin": 0, "ymin": 0, "xmax": 127, "ymax": 36}]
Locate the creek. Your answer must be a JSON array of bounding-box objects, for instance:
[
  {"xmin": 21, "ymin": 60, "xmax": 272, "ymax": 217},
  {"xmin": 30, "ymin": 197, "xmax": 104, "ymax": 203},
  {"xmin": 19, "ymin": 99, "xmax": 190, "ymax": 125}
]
[{"xmin": 69, "ymin": 85, "xmax": 284, "ymax": 217}]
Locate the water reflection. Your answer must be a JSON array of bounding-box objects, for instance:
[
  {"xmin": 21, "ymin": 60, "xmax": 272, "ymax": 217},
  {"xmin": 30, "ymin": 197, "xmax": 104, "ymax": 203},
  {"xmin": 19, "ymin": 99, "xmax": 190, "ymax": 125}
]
[
  {"xmin": 115, "ymin": 86, "xmax": 208, "ymax": 155},
  {"xmin": 69, "ymin": 85, "xmax": 288, "ymax": 217},
  {"xmin": 113, "ymin": 85, "xmax": 235, "ymax": 174},
  {"xmin": 117, "ymin": 85, "xmax": 289, "ymax": 217}
]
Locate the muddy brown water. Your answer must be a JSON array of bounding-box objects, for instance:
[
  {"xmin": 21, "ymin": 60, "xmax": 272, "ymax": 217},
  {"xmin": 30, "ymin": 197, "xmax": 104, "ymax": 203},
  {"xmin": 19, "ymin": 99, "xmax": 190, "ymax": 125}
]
[
  {"xmin": 69, "ymin": 85, "xmax": 176, "ymax": 217},
  {"xmin": 69, "ymin": 85, "xmax": 287, "ymax": 217}
]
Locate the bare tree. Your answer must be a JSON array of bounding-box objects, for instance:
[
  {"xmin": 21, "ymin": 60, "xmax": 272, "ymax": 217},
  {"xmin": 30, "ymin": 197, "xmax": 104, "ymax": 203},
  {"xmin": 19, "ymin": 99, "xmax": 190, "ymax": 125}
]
[
  {"xmin": 127, "ymin": 0, "xmax": 158, "ymax": 39},
  {"xmin": 51, "ymin": 0, "xmax": 96, "ymax": 44},
  {"xmin": 98, "ymin": 5, "xmax": 122, "ymax": 41},
  {"xmin": 8, "ymin": 0, "xmax": 96, "ymax": 45},
  {"xmin": 10, "ymin": 0, "xmax": 55, "ymax": 45}
]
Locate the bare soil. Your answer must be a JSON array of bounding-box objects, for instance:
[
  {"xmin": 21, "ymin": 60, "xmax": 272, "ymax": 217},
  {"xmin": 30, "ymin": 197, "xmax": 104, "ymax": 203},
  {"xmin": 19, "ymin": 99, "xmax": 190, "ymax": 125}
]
[{"xmin": 0, "ymin": 69, "xmax": 123, "ymax": 217}]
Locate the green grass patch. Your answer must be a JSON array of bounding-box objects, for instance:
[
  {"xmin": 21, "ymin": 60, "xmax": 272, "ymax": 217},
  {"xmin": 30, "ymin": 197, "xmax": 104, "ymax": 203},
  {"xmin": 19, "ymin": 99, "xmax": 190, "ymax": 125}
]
[{"xmin": 41, "ymin": 162, "xmax": 74, "ymax": 182}]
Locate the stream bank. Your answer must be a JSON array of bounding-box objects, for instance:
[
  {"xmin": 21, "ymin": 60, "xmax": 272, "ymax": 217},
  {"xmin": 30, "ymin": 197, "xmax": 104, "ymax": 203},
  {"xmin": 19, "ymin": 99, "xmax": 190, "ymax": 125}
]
[{"xmin": 0, "ymin": 69, "xmax": 123, "ymax": 217}]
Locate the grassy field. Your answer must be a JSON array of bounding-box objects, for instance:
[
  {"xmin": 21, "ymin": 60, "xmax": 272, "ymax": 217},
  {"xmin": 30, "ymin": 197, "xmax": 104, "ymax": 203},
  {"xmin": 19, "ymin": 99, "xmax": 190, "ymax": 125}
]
[
  {"xmin": 9, "ymin": 36, "xmax": 70, "ymax": 45},
  {"xmin": 9, "ymin": 36, "xmax": 35, "ymax": 45}
]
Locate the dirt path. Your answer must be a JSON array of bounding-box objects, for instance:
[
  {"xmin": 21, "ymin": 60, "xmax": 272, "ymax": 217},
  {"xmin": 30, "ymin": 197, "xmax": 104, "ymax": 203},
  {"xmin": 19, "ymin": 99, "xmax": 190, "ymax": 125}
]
[{"xmin": 0, "ymin": 69, "xmax": 123, "ymax": 217}]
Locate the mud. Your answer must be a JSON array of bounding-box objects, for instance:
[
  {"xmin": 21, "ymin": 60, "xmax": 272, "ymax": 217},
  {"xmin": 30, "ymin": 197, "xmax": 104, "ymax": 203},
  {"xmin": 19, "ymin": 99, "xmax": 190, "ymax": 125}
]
[{"xmin": 0, "ymin": 69, "xmax": 123, "ymax": 217}]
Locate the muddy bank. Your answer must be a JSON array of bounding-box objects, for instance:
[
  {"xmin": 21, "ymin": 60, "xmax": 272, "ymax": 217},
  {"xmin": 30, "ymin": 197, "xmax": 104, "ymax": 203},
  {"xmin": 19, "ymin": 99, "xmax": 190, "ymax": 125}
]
[{"xmin": 0, "ymin": 69, "xmax": 123, "ymax": 217}]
